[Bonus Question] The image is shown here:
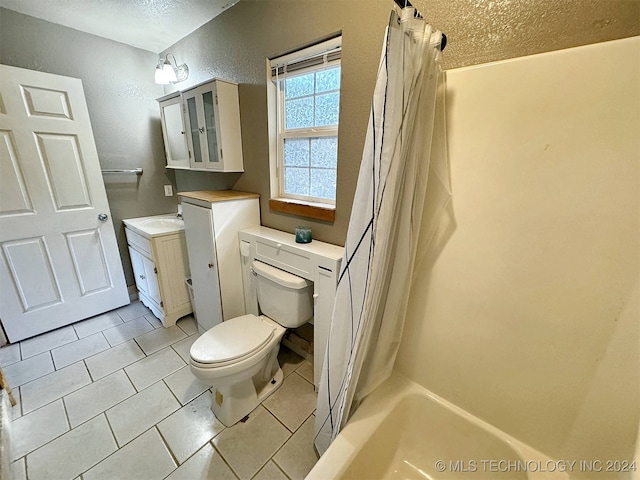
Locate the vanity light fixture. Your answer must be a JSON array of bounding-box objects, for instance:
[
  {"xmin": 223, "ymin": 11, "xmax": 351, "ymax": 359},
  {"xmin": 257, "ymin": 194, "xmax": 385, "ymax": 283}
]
[{"xmin": 155, "ymin": 53, "xmax": 189, "ymax": 84}]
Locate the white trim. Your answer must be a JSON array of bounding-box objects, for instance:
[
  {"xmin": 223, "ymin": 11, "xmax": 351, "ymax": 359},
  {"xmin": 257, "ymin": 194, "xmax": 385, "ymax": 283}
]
[
  {"xmin": 270, "ymin": 36, "xmax": 342, "ymax": 72},
  {"xmin": 267, "ymin": 36, "xmax": 342, "ymax": 209}
]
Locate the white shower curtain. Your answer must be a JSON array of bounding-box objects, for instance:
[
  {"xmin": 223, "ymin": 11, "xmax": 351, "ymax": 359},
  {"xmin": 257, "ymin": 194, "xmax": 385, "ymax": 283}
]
[{"xmin": 314, "ymin": 7, "xmax": 451, "ymax": 454}]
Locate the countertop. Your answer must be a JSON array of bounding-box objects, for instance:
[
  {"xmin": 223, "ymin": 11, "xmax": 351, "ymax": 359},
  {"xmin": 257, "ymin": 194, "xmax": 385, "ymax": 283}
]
[
  {"xmin": 177, "ymin": 190, "xmax": 260, "ymax": 203},
  {"xmin": 122, "ymin": 214, "xmax": 184, "ymax": 238}
]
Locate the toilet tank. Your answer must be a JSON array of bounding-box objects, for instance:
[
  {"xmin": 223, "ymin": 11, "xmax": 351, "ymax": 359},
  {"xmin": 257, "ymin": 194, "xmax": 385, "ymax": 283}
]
[{"xmin": 252, "ymin": 260, "xmax": 313, "ymax": 328}]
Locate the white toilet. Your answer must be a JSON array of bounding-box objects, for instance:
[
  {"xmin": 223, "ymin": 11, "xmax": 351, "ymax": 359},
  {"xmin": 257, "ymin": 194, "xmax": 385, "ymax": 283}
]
[{"xmin": 189, "ymin": 260, "xmax": 313, "ymax": 426}]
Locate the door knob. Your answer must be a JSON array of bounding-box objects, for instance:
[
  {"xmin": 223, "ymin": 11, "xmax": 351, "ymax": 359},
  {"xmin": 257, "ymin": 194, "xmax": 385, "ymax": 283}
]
[{"xmin": 98, "ymin": 213, "xmax": 109, "ymax": 222}]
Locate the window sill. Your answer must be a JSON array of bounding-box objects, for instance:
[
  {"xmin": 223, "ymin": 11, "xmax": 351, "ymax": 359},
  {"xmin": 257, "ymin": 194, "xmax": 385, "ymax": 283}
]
[{"xmin": 269, "ymin": 198, "xmax": 335, "ymax": 222}]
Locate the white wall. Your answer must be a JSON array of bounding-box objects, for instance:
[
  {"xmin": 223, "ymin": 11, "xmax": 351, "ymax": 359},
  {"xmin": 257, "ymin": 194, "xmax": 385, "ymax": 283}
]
[{"xmin": 395, "ymin": 37, "xmax": 639, "ymax": 468}]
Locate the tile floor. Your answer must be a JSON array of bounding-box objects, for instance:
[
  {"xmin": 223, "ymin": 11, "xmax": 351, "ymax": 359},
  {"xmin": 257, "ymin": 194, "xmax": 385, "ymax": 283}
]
[{"xmin": 1, "ymin": 302, "xmax": 319, "ymax": 480}]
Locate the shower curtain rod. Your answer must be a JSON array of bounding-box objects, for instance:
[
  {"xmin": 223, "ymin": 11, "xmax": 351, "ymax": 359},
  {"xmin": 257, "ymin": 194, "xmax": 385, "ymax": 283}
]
[{"xmin": 393, "ymin": 0, "xmax": 447, "ymax": 51}]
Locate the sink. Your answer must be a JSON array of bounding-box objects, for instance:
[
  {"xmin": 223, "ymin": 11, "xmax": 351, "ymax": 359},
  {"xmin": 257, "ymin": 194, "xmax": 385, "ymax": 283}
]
[
  {"xmin": 122, "ymin": 214, "xmax": 184, "ymax": 237},
  {"xmin": 141, "ymin": 218, "xmax": 184, "ymax": 228}
]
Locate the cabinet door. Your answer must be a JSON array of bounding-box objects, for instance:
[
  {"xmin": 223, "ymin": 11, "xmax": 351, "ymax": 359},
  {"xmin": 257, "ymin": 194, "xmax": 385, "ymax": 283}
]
[
  {"xmin": 182, "ymin": 202, "xmax": 223, "ymax": 330},
  {"xmin": 129, "ymin": 247, "xmax": 148, "ymax": 296},
  {"xmin": 201, "ymin": 87, "xmax": 222, "ymax": 170},
  {"xmin": 142, "ymin": 254, "xmax": 161, "ymax": 306},
  {"xmin": 183, "ymin": 89, "xmax": 205, "ymax": 169},
  {"xmin": 183, "ymin": 84, "xmax": 221, "ymax": 170},
  {"xmin": 159, "ymin": 96, "xmax": 190, "ymax": 168}
]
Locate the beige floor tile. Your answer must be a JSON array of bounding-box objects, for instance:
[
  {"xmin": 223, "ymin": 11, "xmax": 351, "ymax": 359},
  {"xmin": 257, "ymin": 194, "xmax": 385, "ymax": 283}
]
[
  {"xmin": 296, "ymin": 360, "xmax": 314, "ymax": 384},
  {"xmin": 164, "ymin": 364, "xmax": 210, "ymax": 405},
  {"xmin": 102, "ymin": 316, "xmax": 154, "ymax": 347},
  {"xmin": 176, "ymin": 315, "xmax": 198, "ymax": 335},
  {"xmin": 277, "ymin": 346, "xmax": 305, "ymax": 378},
  {"xmin": 83, "ymin": 428, "xmax": 176, "ymax": 480},
  {"xmin": 51, "ymin": 332, "xmax": 110, "ymax": 369},
  {"xmin": 19, "ymin": 326, "xmax": 77, "ymax": 359},
  {"xmin": 11, "ymin": 399, "xmax": 69, "ymax": 460},
  {"xmin": 26, "ymin": 414, "xmax": 117, "ymax": 480},
  {"xmin": 11, "ymin": 458, "xmax": 26, "ymax": 480},
  {"xmin": 165, "ymin": 443, "xmax": 238, "ymax": 480},
  {"xmin": 11, "ymin": 387, "xmax": 22, "ymax": 419},
  {"xmin": 84, "ymin": 339, "xmax": 145, "ymax": 380},
  {"xmin": 106, "ymin": 380, "xmax": 180, "ymax": 446},
  {"xmin": 157, "ymin": 391, "xmax": 225, "ymax": 464},
  {"xmin": 64, "ymin": 370, "xmax": 136, "ymax": 427},
  {"xmin": 124, "ymin": 346, "xmax": 185, "ymax": 391},
  {"xmin": 213, "ymin": 406, "xmax": 290, "ymax": 480},
  {"xmin": 135, "ymin": 325, "xmax": 187, "ymax": 355},
  {"xmin": 0, "ymin": 343, "xmax": 21, "ymax": 367},
  {"xmin": 263, "ymin": 372, "xmax": 316, "ymax": 431},
  {"xmin": 115, "ymin": 301, "xmax": 152, "ymax": 322},
  {"xmin": 2, "ymin": 352, "xmax": 54, "ymax": 388},
  {"xmin": 273, "ymin": 415, "xmax": 318, "ymax": 479},
  {"xmin": 21, "ymin": 361, "xmax": 91, "ymax": 414},
  {"xmin": 171, "ymin": 335, "xmax": 198, "ymax": 363},
  {"xmin": 252, "ymin": 461, "xmax": 289, "ymax": 480},
  {"xmin": 145, "ymin": 313, "xmax": 163, "ymax": 328},
  {"xmin": 73, "ymin": 311, "xmax": 123, "ymax": 338}
]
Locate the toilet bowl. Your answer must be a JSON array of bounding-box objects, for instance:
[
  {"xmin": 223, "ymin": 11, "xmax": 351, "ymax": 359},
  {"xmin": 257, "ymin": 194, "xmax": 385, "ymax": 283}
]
[{"xmin": 189, "ymin": 260, "xmax": 313, "ymax": 426}]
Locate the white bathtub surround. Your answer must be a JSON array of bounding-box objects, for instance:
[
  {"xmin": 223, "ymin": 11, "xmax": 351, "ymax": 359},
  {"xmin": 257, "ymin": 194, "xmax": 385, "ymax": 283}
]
[
  {"xmin": 314, "ymin": 6, "xmax": 451, "ymax": 453},
  {"xmin": 308, "ymin": 373, "xmax": 567, "ymax": 480},
  {"xmin": 395, "ymin": 36, "xmax": 639, "ymax": 468}
]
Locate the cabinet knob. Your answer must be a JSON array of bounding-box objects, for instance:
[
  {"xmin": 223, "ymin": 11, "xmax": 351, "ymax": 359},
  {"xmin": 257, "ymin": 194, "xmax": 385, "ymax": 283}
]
[
  {"xmin": 198, "ymin": 127, "xmax": 205, "ymax": 133},
  {"xmin": 139, "ymin": 274, "xmax": 145, "ymax": 280},
  {"xmin": 208, "ymin": 263, "xmax": 214, "ymax": 269}
]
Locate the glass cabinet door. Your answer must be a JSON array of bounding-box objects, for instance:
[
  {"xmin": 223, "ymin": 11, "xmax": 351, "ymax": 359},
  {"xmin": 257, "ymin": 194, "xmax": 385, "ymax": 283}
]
[
  {"xmin": 202, "ymin": 90, "xmax": 220, "ymax": 167},
  {"xmin": 185, "ymin": 95, "xmax": 203, "ymax": 167},
  {"xmin": 160, "ymin": 99, "xmax": 189, "ymax": 168}
]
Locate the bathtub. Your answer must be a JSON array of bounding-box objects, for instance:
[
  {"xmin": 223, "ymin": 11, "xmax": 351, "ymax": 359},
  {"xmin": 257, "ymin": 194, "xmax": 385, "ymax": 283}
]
[{"xmin": 307, "ymin": 374, "xmax": 568, "ymax": 480}]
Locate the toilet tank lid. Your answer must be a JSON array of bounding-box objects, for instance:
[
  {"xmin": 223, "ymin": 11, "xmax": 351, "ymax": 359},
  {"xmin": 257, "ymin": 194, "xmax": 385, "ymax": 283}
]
[{"xmin": 252, "ymin": 260, "xmax": 310, "ymax": 289}]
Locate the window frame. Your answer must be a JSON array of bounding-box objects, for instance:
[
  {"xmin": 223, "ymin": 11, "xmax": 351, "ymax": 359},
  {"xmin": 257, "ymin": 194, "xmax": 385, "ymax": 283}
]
[{"xmin": 267, "ymin": 36, "xmax": 342, "ymax": 221}]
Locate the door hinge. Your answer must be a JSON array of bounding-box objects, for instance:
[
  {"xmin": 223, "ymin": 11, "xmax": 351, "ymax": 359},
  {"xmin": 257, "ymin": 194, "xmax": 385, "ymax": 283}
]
[
  {"xmin": 188, "ymin": 150, "xmax": 191, "ymax": 159},
  {"xmin": 160, "ymin": 301, "xmax": 164, "ymax": 308},
  {"xmin": 220, "ymin": 149, "xmax": 223, "ymax": 159},
  {"xmin": 153, "ymin": 267, "xmax": 157, "ymax": 274},
  {"xmin": 215, "ymin": 94, "xmax": 218, "ymax": 105}
]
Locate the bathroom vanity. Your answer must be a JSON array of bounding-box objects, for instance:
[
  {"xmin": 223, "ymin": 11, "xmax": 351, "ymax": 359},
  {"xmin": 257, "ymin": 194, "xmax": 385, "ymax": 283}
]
[
  {"xmin": 123, "ymin": 214, "xmax": 192, "ymax": 326},
  {"xmin": 239, "ymin": 226, "xmax": 344, "ymax": 390}
]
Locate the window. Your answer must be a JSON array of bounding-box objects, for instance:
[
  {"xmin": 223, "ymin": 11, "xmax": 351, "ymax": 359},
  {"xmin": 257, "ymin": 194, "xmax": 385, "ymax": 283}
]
[{"xmin": 267, "ymin": 36, "xmax": 341, "ymax": 221}]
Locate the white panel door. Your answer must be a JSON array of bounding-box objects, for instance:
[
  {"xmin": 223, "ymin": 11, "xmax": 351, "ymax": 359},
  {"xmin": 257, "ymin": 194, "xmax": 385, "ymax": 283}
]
[{"xmin": 0, "ymin": 64, "xmax": 129, "ymax": 342}]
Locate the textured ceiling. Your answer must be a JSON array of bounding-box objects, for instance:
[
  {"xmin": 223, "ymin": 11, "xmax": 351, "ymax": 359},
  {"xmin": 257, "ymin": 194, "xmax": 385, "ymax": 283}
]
[{"xmin": 0, "ymin": 0, "xmax": 240, "ymax": 53}]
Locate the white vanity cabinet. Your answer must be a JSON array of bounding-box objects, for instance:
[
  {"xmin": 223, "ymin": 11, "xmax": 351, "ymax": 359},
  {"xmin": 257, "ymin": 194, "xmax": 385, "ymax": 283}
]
[
  {"xmin": 157, "ymin": 79, "xmax": 244, "ymax": 172},
  {"xmin": 123, "ymin": 215, "xmax": 192, "ymax": 326},
  {"xmin": 158, "ymin": 92, "xmax": 190, "ymax": 169},
  {"xmin": 179, "ymin": 191, "xmax": 260, "ymax": 332},
  {"xmin": 238, "ymin": 226, "xmax": 344, "ymax": 390}
]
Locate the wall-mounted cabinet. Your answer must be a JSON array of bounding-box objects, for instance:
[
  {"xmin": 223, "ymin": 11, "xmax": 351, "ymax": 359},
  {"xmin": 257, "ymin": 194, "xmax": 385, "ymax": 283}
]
[{"xmin": 157, "ymin": 79, "xmax": 244, "ymax": 172}]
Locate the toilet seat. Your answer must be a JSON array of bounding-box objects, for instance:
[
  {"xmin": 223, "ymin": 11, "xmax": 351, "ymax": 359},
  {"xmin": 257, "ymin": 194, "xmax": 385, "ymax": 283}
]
[{"xmin": 190, "ymin": 314, "xmax": 275, "ymax": 368}]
